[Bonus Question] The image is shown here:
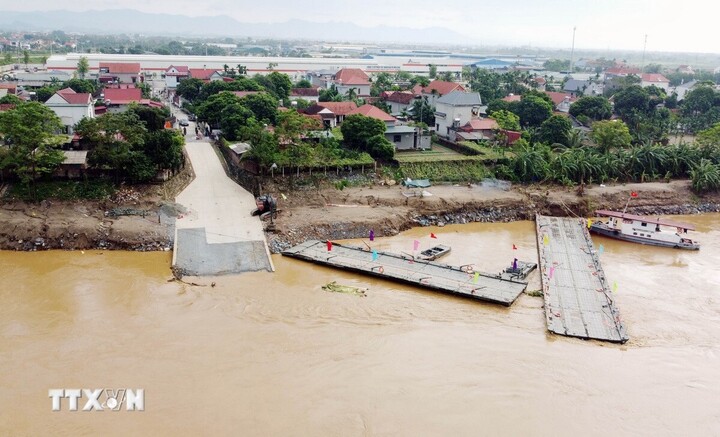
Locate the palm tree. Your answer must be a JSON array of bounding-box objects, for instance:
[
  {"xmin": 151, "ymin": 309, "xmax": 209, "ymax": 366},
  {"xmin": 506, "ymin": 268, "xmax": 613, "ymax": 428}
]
[{"xmin": 345, "ymin": 87, "xmax": 358, "ymax": 102}]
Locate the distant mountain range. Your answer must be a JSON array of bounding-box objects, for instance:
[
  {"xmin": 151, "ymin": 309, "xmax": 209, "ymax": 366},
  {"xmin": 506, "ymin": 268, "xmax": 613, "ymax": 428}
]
[{"xmin": 0, "ymin": 9, "xmax": 473, "ymax": 45}]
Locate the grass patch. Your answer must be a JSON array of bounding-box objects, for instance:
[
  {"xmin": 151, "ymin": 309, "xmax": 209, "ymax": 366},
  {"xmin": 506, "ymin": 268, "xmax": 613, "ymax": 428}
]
[
  {"xmin": 398, "ymin": 161, "xmax": 492, "ymax": 182},
  {"xmin": 7, "ymin": 180, "xmax": 116, "ymax": 201},
  {"xmin": 395, "ymin": 143, "xmax": 507, "ymax": 164}
]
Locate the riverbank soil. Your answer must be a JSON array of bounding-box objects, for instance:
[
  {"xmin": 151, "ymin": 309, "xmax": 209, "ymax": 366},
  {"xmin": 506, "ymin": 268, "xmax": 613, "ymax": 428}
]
[{"xmin": 1, "ymin": 174, "xmax": 719, "ymax": 252}]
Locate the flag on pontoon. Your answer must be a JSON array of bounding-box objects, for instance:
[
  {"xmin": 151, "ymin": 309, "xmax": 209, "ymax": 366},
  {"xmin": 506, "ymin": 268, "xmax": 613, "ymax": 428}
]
[
  {"xmin": 543, "ymin": 234, "xmax": 550, "ymax": 245},
  {"xmin": 413, "ymin": 240, "xmax": 420, "ymax": 251},
  {"xmin": 548, "ymin": 266, "xmax": 555, "ymax": 279},
  {"xmin": 512, "ymin": 244, "xmax": 517, "ymax": 250},
  {"xmin": 372, "ymin": 249, "xmax": 378, "ymax": 261},
  {"xmin": 598, "ymin": 244, "xmax": 604, "ymax": 255},
  {"xmin": 587, "ymin": 218, "xmax": 592, "ymax": 228},
  {"xmin": 430, "ymin": 233, "xmax": 437, "ymax": 239},
  {"xmin": 327, "ymin": 241, "xmax": 332, "ymax": 251},
  {"xmin": 369, "ymin": 229, "xmax": 375, "ymax": 241},
  {"xmin": 473, "ymin": 272, "xmax": 479, "ymax": 283},
  {"xmin": 631, "ymin": 191, "xmax": 638, "ymax": 198}
]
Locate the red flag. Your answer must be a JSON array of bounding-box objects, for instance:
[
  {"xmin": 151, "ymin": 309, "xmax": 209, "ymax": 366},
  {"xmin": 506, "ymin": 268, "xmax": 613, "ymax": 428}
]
[
  {"xmin": 631, "ymin": 191, "xmax": 638, "ymax": 198},
  {"xmin": 430, "ymin": 233, "xmax": 437, "ymax": 239},
  {"xmin": 327, "ymin": 241, "xmax": 332, "ymax": 251},
  {"xmin": 512, "ymin": 244, "xmax": 517, "ymax": 250}
]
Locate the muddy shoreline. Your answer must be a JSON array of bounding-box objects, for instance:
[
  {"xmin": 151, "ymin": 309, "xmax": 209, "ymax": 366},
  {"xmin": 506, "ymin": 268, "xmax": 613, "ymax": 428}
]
[{"xmin": 1, "ymin": 177, "xmax": 719, "ymax": 253}]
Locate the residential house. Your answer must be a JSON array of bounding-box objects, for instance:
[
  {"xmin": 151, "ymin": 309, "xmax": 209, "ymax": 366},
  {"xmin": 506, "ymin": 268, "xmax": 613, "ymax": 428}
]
[
  {"xmin": 302, "ymin": 101, "xmax": 358, "ymax": 128},
  {"xmin": 165, "ymin": 65, "xmax": 189, "ymax": 89},
  {"xmin": 533, "ymin": 76, "xmax": 547, "ymax": 91},
  {"xmin": 640, "ymin": 73, "xmax": 670, "ymax": 93},
  {"xmin": 413, "ymin": 80, "xmax": 466, "ymax": 107},
  {"xmin": 44, "ymin": 88, "xmax": 94, "ymax": 134},
  {"xmin": 15, "ymin": 70, "xmax": 71, "ymax": 87},
  {"xmin": 188, "ymin": 69, "xmax": 223, "ymax": 82},
  {"xmin": 604, "ymin": 66, "xmax": 641, "ymax": 80},
  {"xmin": 456, "ymin": 118, "xmax": 499, "ymax": 142},
  {"xmin": 103, "ymin": 87, "xmax": 163, "ymax": 113},
  {"xmin": 306, "ymin": 69, "xmax": 336, "ymax": 89},
  {"xmin": 434, "ymin": 91, "xmax": 483, "ymax": 140},
  {"xmin": 677, "ymin": 65, "xmax": 694, "ymax": 75},
  {"xmin": 331, "ymin": 68, "xmax": 371, "ymax": 97},
  {"xmin": 545, "ymin": 91, "xmax": 577, "ymax": 113},
  {"xmin": 289, "ymin": 88, "xmax": 320, "ymax": 103},
  {"xmin": 563, "ymin": 79, "xmax": 603, "ymax": 97},
  {"xmin": 384, "ymin": 91, "xmax": 417, "ymax": 116},
  {"xmin": 347, "ymin": 104, "xmax": 396, "ymax": 127},
  {"xmin": 98, "ymin": 62, "xmax": 141, "ymax": 84},
  {"xmin": 56, "ymin": 150, "xmax": 88, "ymax": 179}
]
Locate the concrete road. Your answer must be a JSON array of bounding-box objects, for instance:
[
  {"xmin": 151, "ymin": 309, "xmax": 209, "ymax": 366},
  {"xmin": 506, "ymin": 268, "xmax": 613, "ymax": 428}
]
[{"xmin": 173, "ymin": 138, "xmax": 273, "ymax": 275}]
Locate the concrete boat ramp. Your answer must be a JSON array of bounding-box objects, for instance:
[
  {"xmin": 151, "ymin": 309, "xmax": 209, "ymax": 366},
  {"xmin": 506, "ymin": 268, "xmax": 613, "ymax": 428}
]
[
  {"xmin": 282, "ymin": 240, "xmax": 531, "ymax": 306},
  {"xmin": 536, "ymin": 215, "xmax": 628, "ymax": 343}
]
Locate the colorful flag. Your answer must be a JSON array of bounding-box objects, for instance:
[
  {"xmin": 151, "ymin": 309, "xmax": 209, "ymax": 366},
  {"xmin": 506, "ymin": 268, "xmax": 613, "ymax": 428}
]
[
  {"xmin": 372, "ymin": 249, "xmax": 378, "ymax": 261},
  {"xmin": 631, "ymin": 191, "xmax": 638, "ymax": 198},
  {"xmin": 598, "ymin": 244, "xmax": 604, "ymax": 255},
  {"xmin": 512, "ymin": 258, "xmax": 518, "ymax": 270},
  {"xmin": 613, "ymin": 281, "xmax": 618, "ymax": 292},
  {"xmin": 587, "ymin": 218, "xmax": 592, "ymax": 228},
  {"xmin": 512, "ymin": 244, "xmax": 517, "ymax": 250},
  {"xmin": 473, "ymin": 272, "xmax": 479, "ymax": 283},
  {"xmin": 430, "ymin": 233, "xmax": 437, "ymax": 239},
  {"xmin": 369, "ymin": 229, "xmax": 375, "ymax": 241},
  {"xmin": 548, "ymin": 266, "xmax": 555, "ymax": 279},
  {"xmin": 327, "ymin": 241, "xmax": 332, "ymax": 251},
  {"xmin": 281, "ymin": 193, "xmax": 288, "ymax": 200},
  {"xmin": 413, "ymin": 240, "xmax": 420, "ymax": 251},
  {"xmin": 543, "ymin": 234, "xmax": 549, "ymax": 246}
]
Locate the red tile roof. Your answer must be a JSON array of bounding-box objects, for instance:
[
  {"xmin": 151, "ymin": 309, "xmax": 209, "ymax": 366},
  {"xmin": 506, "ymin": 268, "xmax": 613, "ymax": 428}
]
[
  {"xmin": 316, "ymin": 101, "xmax": 358, "ymax": 115},
  {"xmin": 291, "ymin": 88, "xmax": 320, "ymax": 97},
  {"xmin": 606, "ymin": 67, "xmax": 641, "ymax": 76},
  {"xmin": 0, "ymin": 103, "xmax": 16, "ymax": 112},
  {"xmin": 641, "ymin": 73, "xmax": 670, "ymax": 83},
  {"xmin": 534, "ymin": 77, "xmax": 547, "ymax": 85},
  {"xmin": 347, "ymin": 104, "xmax": 396, "ymax": 122},
  {"xmin": 189, "ymin": 69, "xmax": 219, "ymax": 80},
  {"xmin": 422, "ymin": 80, "xmax": 465, "ymax": 96},
  {"xmin": 545, "ymin": 91, "xmax": 576, "ymax": 106},
  {"xmin": 333, "ymin": 68, "xmax": 370, "ymax": 85},
  {"xmin": 465, "ymin": 118, "xmax": 499, "ymax": 131},
  {"xmin": 502, "ymin": 94, "xmax": 521, "ymax": 102},
  {"xmin": 232, "ymin": 91, "xmax": 262, "ymax": 98},
  {"xmin": 165, "ymin": 65, "xmax": 190, "ymax": 76},
  {"xmin": 104, "ymin": 87, "xmax": 142, "ymax": 104},
  {"xmin": 99, "ymin": 62, "xmax": 141, "ymax": 74},
  {"xmin": 57, "ymin": 88, "xmax": 92, "ymax": 105},
  {"xmin": 385, "ymin": 91, "xmax": 416, "ymax": 104}
]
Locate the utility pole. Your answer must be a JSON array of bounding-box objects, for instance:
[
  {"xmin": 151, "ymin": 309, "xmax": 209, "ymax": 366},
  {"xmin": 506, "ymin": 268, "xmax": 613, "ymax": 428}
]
[
  {"xmin": 569, "ymin": 26, "xmax": 577, "ymax": 76},
  {"xmin": 641, "ymin": 34, "xmax": 648, "ymax": 72}
]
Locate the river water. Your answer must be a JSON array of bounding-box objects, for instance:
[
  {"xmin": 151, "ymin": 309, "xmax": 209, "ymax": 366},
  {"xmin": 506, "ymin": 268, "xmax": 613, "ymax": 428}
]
[{"xmin": 1, "ymin": 215, "xmax": 719, "ymax": 436}]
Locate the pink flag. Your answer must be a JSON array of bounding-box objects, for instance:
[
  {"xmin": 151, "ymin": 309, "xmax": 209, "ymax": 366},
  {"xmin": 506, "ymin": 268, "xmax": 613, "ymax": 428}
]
[
  {"xmin": 512, "ymin": 244, "xmax": 517, "ymax": 250},
  {"xmin": 548, "ymin": 266, "xmax": 555, "ymax": 279},
  {"xmin": 413, "ymin": 240, "xmax": 420, "ymax": 251}
]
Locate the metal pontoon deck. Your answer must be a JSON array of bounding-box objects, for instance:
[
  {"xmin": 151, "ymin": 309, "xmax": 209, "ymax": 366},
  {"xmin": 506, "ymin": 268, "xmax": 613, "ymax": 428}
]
[
  {"xmin": 282, "ymin": 240, "xmax": 529, "ymax": 306},
  {"xmin": 536, "ymin": 215, "xmax": 629, "ymax": 343}
]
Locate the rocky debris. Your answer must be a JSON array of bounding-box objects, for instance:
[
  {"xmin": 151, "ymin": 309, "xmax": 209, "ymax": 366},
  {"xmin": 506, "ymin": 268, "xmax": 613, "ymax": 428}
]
[{"xmin": 111, "ymin": 187, "xmax": 141, "ymax": 204}]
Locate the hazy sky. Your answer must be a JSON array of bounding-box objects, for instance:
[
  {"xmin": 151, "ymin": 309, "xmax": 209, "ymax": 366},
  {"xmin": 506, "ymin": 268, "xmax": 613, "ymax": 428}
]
[{"xmin": 0, "ymin": 0, "xmax": 716, "ymax": 53}]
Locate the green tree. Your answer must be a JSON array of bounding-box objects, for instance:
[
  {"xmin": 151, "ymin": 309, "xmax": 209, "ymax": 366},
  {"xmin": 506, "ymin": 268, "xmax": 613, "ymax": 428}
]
[
  {"xmin": 219, "ymin": 103, "xmax": 255, "ymax": 141},
  {"xmin": 538, "ymin": 115, "xmax": 572, "ymax": 146},
  {"xmin": 143, "ymin": 130, "xmax": 184, "ymax": 172},
  {"xmin": 516, "ymin": 95, "xmax": 553, "ymax": 127},
  {"xmin": 128, "ymin": 105, "xmax": 170, "ymax": 132},
  {"xmin": 613, "ymin": 85, "xmax": 650, "ymax": 119},
  {"xmin": 366, "ymin": 134, "xmax": 394, "ymax": 160},
  {"xmin": 341, "ymin": 114, "xmax": 386, "ymax": 150},
  {"xmin": 176, "ymin": 78, "xmax": 204, "ymax": 103},
  {"xmin": 428, "ymin": 64, "xmax": 437, "ymax": 79},
  {"xmin": 77, "ymin": 56, "xmax": 90, "ymax": 79},
  {"xmin": 62, "ymin": 78, "xmax": 97, "ymax": 95},
  {"xmin": 409, "ymin": 97, "xmax": 434, "ymax": 125},
  {"xmin": 590, "ymin": 120, "xmax": 633, "ymax": 154},
  {"xmin": 196, "ymin": 91, "xmax": 242, "ymax": 127},
  {"xmin": 690, "ymin": 159, "xmax": 720, "ymax": 192},
  {"xmin": 543, "ymin": 59, "xmax": 570, "ymax": 72},
  {"xmin": 681, "ymin": 86, "xmax": 718, "ymax": 116},
  {"xmin": 0, "ymin": 94, "xmax": 23, "ymax": 105},
  {"xmin": 569, "ymin": 96, "xmax": 612, "ymax": 121},
  {"xmin": 0, "ymin": 102, "xmax": 65, "ymax": 196},
  {"xmin": 22, "ymin": 50, "xmax": 30, "ymax": 67},
  {"xmin": 295, "ymin": 79, "xmax": 312, "ymax": 88},
  {"xmin": 319, "ymin": 85, "xmax": 341, "ymax": 102},
  {"xmin": 239, "ymin": 93, "xmax": 279, "ymax": 124},
  {"xmin": 696, "ymin": 123, "xmax": 720, "ymax": 147},
  {"xmin": 490, "ymin": 109, "xmax": 521, "ymax": 131}
]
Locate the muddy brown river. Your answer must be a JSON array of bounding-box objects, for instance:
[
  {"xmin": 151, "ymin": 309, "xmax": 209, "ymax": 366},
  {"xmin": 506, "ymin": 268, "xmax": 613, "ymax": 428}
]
[{"xmin": 1, "ymin": 215, "xmax": 719, "ymax": 436}]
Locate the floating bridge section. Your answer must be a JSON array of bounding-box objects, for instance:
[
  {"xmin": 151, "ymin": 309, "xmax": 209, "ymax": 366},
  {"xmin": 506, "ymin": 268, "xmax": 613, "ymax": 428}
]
[
  {"xmin": 282, "ymin": 240, "xmax": 529, "ymax": 306},
  {"xmin": 536, "ymin": 215, "xmax": 628, "ymax": 343}
]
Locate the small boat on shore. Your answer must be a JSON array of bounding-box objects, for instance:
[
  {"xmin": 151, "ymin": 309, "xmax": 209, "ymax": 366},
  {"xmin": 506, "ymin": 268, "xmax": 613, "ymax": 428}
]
[
  {"xmin": 418, "ymin": 244, "xmax": 451, "ymax": 261},
  {"xmin": 590, "ymin": 209, "xmax": 700, "ymax": 250}
]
